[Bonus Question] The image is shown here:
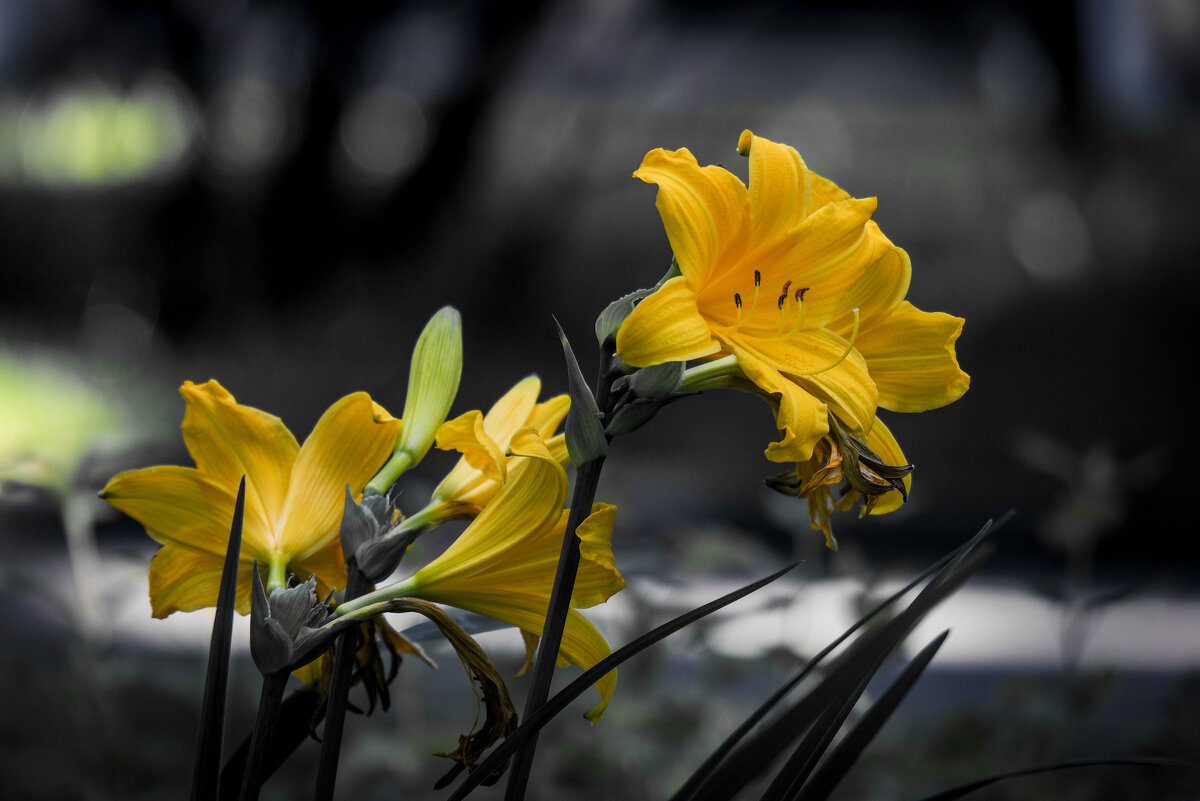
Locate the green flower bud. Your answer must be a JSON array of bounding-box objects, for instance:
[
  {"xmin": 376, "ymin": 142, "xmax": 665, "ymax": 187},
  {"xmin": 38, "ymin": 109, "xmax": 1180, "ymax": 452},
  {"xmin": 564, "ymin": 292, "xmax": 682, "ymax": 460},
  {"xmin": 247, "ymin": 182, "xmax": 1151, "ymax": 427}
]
[{"xmin": 367, "ymin": 306, "xmax": 463, "ymax": 494}]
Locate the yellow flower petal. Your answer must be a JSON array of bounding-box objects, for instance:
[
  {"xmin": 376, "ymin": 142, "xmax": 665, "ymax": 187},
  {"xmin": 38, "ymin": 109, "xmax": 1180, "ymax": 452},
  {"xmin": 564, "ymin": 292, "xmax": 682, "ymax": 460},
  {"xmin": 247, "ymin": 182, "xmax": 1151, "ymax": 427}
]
[
  {"xmin": 572, "ymin": 502, "xmax": 624, "ymax": 608},
  {"xmin": 481, "ymin": 375, "xmax": 541, "ymax": 444},
  {"xmin": 100, "ymin": 465, "xmax": 265, "ymax": 555},
  {"xmin": 179, "ymin": 380, "xmax": 298, "ymax": 536},
  {"xmin": 148, "ymin": 542, "xmax": 257, "ymax": 617},
  {"xmin": 861, "ymin": 416, "xmax": 910, "ymax": 515},
  {"xmin": 277, "ymin": 392, "xmax": 401, "ymax": 562},
  {"xmin": 725, "ymin": 338, "xmax": 829, "ymax": 462},
  {"xmin": 437, "ymin": 410, "xmax": 507, "ymax": 483},
  {"xmin": 634, "ymin": 147, "xmax": 750, "ymax": 288},
  {"xmin": 616, "ymin": 276, "xmax": 722, "ymax": 367},
  {"xmin": 856, "ymin": 301, "xmax": 970, "ymax": 412},
  {"xmin": 742, "ymin": 130, "xmax": 813, "ymax": 242}
]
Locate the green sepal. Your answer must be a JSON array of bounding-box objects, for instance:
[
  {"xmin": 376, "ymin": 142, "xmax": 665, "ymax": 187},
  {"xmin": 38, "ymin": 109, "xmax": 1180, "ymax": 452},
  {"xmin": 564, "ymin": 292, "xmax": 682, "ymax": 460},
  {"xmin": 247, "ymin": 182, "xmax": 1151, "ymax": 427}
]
[
  {"xmin": 629, "ymin": 361, "xmax": 684, "ymax": 400},
  {"xmin": 556, "ymin": 318, "xmax": 607, "ymax": 465}
]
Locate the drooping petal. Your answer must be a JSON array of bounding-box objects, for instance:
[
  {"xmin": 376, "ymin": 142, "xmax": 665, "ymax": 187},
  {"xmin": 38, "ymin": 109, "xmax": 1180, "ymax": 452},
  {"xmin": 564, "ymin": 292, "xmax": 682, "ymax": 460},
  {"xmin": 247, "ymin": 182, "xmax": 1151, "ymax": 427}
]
[
  {"xmin": 616, "ymin": 276, "xmax": 722, "ymax": 367},
  {"xmin": 855, "ymin": 301, "xmax": 970, "ymax": 412},
  {"xmin": 727, "ymin": 328, "xmax": 878, "ymax": 438},
  {"xmin": 277, "ymin": 393, "xmax": 400, "ymax": 561},
  {"xmin": 179, "ymin": 380, "xmax": 298, "ymax": 536},
  {"xmin": 722, "ymin": 337, "xmax": 830, "ymax": 463},
  {"xmin": 571, "ymin": 502, "xmax": 624, "ymax": 608},
  {"xmin": 807, "ymin": 170, "xmax": 852, "ymax": 212},
  {"xmin": 742, "ymin": 130, "xmax": 813, "ymax": 242},
  {"xmin": 99, "ymin": 465, "xmax": 275, "ymax": 558},
  {"xmin": 861, "ymin": 416, "xmax": 910, "ymax": 515},
  {"xmin": 634, "ymin": 147, "xmax": 750, "ymax": 288},
  {"xmin": 148, "ymin": 543, "xmax": 257, "ymax": 617}
]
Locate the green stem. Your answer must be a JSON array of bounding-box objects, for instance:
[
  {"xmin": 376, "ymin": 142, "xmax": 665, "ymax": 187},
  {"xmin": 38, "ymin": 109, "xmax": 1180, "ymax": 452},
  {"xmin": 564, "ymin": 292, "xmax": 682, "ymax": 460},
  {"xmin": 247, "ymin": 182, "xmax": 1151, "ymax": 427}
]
[
  {"xmin": 365, "ymin": 451, "xmax": 415, "ymax": 496},
  {"xmin": 265, "ymin": 557, "xmax": 288, "ymax": 593},
  {"xmin": 238, "ymin": 670, "xmax": 289, "ymax": 801},
  {"xmin": 312, "ymin": 561, "xmax": 370, "ymax": 801},
  {"xmin": 504, "ymin": 345, "xmax": 617, "ymax": 800}
]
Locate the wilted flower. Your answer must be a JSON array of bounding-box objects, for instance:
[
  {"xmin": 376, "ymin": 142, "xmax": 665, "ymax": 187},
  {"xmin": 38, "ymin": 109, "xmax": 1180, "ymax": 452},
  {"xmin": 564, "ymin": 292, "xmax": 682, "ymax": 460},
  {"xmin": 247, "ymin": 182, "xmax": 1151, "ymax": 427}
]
[{"xmin": 100, "ymin": 380, "xmax": 400, "ymax": 616}]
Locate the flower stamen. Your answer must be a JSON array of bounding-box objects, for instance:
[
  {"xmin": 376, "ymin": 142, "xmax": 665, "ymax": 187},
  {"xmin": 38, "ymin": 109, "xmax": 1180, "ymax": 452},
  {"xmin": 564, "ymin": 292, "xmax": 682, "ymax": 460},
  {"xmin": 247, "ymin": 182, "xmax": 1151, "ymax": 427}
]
[
  {"xmin": 732, "ymin": 270, "xmax": 762, "ymax": 331},
  {"xmin": 788, "ymin": 287, "xmax": 810, "ymax": 334}
]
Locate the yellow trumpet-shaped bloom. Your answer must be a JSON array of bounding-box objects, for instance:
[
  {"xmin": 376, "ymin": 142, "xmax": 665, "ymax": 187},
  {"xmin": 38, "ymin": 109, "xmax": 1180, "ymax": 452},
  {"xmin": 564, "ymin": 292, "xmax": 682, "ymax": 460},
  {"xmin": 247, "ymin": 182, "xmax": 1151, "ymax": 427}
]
[
  {"xmin": 617, "ymin": 130, "xmax": 969, "ymax": 467},
  {"xmin": 342, "ymin": 427, "xmax": 623, "ymax": 721},
  {"xmin": 430, "ymin": 375, "xmax": 570, "ymax": 516},
  {"xmin": 100, "ymin": 380, "xmax": 401, "ymax": 617}
]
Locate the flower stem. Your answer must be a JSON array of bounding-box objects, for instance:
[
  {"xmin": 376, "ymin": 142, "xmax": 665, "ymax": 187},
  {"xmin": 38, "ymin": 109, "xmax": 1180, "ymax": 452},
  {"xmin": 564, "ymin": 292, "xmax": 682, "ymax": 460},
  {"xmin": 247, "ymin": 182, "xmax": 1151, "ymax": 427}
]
[
  {"xmin": 266, "ymin": 557, "xmax": 288, "ymax": 593},
  {"xmin": 312, "ymin": 560, "xmax": 370, "ymax": 801},
  {"xmin": 365, "ymin": 450, "xmax": 414, "ymax": 496},
  {"xmin": 504, "ymin": 344, "xmax": 616, "ymax": 800},
  {"xmin": 238, "ymin": 670, "xmax": 289, "ymax": 801}
]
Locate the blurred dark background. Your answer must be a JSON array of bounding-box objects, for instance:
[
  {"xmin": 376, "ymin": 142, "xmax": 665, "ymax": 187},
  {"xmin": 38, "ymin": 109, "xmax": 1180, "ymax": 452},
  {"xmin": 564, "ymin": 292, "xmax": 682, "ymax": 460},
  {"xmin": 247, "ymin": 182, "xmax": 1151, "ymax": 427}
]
[{"xmin": 3, "ymin": 1, "xmax": 1200, "ymax": 799}]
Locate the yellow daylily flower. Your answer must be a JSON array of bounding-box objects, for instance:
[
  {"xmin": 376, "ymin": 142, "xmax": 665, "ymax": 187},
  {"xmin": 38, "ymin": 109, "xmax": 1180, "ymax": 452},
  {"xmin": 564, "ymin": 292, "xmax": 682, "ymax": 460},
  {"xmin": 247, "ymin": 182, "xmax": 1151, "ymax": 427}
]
[
  {"xmin": 429, "ymin": 375, "xmax": 570, "ymax": 517},
  {"xmin": 100, "ymin": 380, "xmax": 401, "ymax": 617},
  {"xmin": 339, "ymin": 427, "xmax": 623, "ymax": 721},
  {"xmin": 616, "ymin": 129, "xmax": 969, "ymax": 467}
]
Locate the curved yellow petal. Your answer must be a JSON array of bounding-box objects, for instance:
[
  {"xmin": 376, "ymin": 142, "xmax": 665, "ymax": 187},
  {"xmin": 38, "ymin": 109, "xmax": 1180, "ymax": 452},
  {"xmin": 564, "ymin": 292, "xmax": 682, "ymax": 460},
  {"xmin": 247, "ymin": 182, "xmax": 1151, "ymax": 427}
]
[
  {"xmin": 634, "ymin": 147, "xmax": 750, "ymax": 288},
  {"xmin": 862, "ymin": 416, "xmax": 910, "ymax": 515},
  {"xmin": 742, "ymin": 130, "xmax": 813, "ymax": 241},
  {"xmin": 530, "ymin": 394, "xmax": 570, "ymax": 440},
  {"xmin": 148, "ymin": 543, "xmax": 257, "ymax": 617},
  {"xmin": 481, "ymin": 376, "xmax": 540, "ymax": 444},
  {"xmin": 179, "ymin": 380, "xmax": 298, "ymax": 536},
  {"xmin": 277, "ymin": 392, "xmax": 401, "ymax": 561},
  {"xmin": 616, "ymin": 276, "xmax": 722, "ymax": 367},
  {"xmin": 726, "ymin": 328, "xmax": 878, "ymax": 440},
  {"xmin": 722, "ymin": 337, "xmax": 829, "ymax": 463},
  {"xmin": 700, "ymin": 197, "xmax": 884, "ymax": 329},
  {"xmin": 827, "ymin": 227, "xmax": 912, "ymax": 331},
  {"xmin": 100, "ymin": 465, "xmax": 275, "ymax": 558},
  {"xmin": 437, "ymin": 410, "xmax": 506, "ymax": 483},
  {"xmin": 807, "ymin": 170, "xmax": 852, "ymax": 211},
  {"xmin": 572, "ymin": 502, "xmax": 624, "ymax": 608},
  {"xmin": 415, "ymin": 430, "xmax": 566, "ymax": 586},
  {"xmin": 856, "ymin": 301, "xmax": 970, "ymax": 412}
]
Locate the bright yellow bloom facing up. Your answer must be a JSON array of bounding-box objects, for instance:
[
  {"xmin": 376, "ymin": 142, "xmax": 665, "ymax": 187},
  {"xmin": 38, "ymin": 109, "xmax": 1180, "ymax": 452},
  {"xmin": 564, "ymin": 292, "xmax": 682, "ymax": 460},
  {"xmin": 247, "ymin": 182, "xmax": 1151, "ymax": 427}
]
[
  {"xmin": 616, "ymin": 130, "xmax": 969, "ymax": 537},
  {"xmin": 429, "ymin": 376, "xmax": 570, "ymax": 517},
  {"xmin": 100, "ymin": 380, "xmax": 400, "ymax": 617},
  {"xmin": 340, "ymin": 427, "xmax": 623, "ymax": 722}
]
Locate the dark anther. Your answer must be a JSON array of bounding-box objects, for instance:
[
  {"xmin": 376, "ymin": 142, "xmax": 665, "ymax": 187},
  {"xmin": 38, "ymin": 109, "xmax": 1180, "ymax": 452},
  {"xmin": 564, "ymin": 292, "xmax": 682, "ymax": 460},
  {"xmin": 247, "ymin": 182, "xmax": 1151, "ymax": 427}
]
[
  {"xmin": 734, "ymin": 293, "xmax": 743, "ymax": 309},
  {"xmin": 797, "ymin": 287, "xmax": 809, "ymax": 302},
  {"xmin": 777, "ymin": 294, "xmax": 787, "ymax": 310},
  {"xmin": 781, "ymin": 280, "xmax": 793, "ymax": 297},
  {"xmin": 754, "ymin": 269, "xmax": 761, "ymax": 287}
]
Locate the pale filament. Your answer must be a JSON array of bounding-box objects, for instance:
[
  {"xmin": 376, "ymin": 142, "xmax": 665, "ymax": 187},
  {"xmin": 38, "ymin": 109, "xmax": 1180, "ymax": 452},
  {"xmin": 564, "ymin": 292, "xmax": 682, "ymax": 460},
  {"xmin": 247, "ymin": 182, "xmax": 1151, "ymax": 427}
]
[
  {"xmin": 730, "ymin": 269, "xmax": 762, "ymax": 331},
  {"xmin": 789, "ymin": 308, "xmax": 861, "ymax": 376}
]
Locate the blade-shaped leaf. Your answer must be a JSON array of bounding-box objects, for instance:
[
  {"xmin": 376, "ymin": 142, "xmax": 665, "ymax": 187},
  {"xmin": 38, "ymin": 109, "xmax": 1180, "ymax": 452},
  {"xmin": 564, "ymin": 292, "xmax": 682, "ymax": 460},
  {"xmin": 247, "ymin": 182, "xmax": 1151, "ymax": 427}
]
[
  {"xmin": 191, "ymin": 476, "xmax": 245, "ymax": 801},
  {"xmin": 667, "ymin": 518, "xmax": 1004, "ymax": 801},
  {"xmin": 790, "ymin": 630, "xmax": 950, "ymax": 801},
  {"xmin": 445, "ymin": 561, "xmax": 801, "ymax": 801},
  {"xmin": 679, "ymin": 519, "xmax": 1003, "ymax": 801}
]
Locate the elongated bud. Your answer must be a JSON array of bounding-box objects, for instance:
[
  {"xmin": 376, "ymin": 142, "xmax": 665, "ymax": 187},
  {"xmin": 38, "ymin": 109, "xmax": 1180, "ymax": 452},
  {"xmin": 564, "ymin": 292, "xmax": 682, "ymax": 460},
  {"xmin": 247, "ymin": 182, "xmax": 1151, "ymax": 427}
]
[{"xmin": 367, "ymin": 306, "xmax": 463, "ymax": 494}]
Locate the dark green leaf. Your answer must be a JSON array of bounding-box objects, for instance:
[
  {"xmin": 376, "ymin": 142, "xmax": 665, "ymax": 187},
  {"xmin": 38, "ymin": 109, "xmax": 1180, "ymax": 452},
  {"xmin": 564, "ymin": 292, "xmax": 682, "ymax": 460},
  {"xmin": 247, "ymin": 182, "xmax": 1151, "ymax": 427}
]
[
  {"xmin": 192, "ymin": 476, "xmax": 245, "ymax": 801},
  {"xmin": 555, "ymin": 317, "xmax": 607, "ymax": 465}
]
